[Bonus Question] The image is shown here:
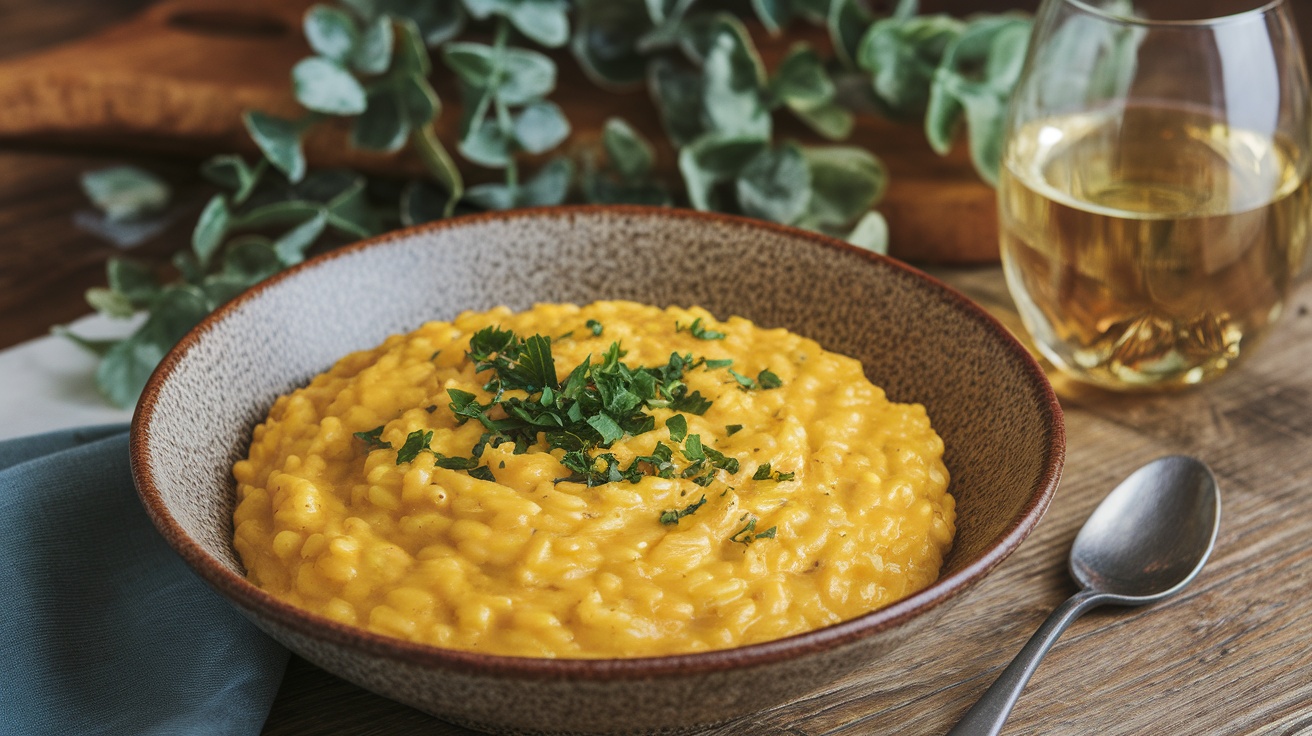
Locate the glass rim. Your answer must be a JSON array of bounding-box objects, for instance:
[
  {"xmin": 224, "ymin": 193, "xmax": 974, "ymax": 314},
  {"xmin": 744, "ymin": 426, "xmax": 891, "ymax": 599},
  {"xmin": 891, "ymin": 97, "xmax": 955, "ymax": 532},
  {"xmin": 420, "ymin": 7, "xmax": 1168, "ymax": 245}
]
[{"xmin": 1060, "ymin": 0, "xmax": 1288, "ymax": 28}]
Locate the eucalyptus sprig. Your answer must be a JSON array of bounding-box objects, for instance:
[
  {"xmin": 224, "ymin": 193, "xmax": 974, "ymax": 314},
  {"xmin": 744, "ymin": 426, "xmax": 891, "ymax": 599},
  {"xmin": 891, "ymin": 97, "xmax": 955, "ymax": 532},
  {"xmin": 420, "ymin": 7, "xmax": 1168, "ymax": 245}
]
[{"xmin": 66, "ymin": 0, "xmax": 1034, "ymax": 407}]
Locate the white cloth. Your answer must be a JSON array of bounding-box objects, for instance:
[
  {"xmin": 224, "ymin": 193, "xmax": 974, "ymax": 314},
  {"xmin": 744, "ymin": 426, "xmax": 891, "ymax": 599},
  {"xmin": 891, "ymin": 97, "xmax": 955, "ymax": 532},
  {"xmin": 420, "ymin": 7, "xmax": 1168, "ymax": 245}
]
[{"xmin": 0, "ymin": 314, "xmax": 136, "ymax": 440}]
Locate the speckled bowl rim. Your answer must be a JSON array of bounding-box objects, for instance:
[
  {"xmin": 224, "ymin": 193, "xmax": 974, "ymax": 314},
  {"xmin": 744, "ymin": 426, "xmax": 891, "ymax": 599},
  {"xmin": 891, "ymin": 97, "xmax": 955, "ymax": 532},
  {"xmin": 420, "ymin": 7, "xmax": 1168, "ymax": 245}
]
[{"xmin": 131, "ymin": 205, "xmax": 1064, "ymax": 682}]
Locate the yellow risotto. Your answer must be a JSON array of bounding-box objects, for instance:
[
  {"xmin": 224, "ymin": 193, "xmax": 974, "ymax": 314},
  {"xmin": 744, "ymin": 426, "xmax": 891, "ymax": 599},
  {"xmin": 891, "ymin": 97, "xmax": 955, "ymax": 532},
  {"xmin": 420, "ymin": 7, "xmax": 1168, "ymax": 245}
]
[{"xmin": 232, "ymin": 301, "xmax": 954, "ymax": 658}]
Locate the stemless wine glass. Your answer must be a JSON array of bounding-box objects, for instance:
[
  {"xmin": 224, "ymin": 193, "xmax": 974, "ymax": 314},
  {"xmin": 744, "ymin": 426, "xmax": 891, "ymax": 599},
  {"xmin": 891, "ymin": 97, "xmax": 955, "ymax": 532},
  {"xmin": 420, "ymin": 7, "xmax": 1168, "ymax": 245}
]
[{"xmin": 999, "ymin": 0, "xmax": 1312, "ymax": 390}]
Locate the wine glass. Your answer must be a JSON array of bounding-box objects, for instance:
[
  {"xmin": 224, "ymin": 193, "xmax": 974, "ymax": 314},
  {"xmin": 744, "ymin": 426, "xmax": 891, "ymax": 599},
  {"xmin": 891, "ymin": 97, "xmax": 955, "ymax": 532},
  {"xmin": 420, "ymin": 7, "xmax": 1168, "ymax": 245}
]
[{"xmin": 999, "ymin": 0, "xmax": 1312, "ymax": 390}]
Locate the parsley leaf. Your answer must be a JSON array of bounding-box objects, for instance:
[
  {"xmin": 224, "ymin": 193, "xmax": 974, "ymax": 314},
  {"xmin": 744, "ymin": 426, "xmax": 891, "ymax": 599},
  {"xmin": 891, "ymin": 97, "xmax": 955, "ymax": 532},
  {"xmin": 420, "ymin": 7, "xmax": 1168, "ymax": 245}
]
[
  {"xmin": 752, "ymin": 462, "xmax": 794, "ymax": 482},
  {"xmin": 659, "ymin": 495, "xmax": 707, "ymax": 525},
  {"xmin": 467, "ymin": 466, "xmax": 497, "ymax": 482},
  {"xmin": 726, "ymin": 424, "xmax": 743, "ymax": 436},
  {"xmin": 396, "ymin": 429, "xmax": 434, "ymax": 464},
  {"xmin": 729, "ymin": 516, "xmax": 777, "ymax": 545},
  {"xmin": 353, "ymin": 425, "xmax": 391, "ymax": 450},
  {"xmin": 676, "ymin": 317, "xmax": 726, "ymax": 340},
  {"xmin": 666, "ymin": 414, "xmax": 688, "ymax": 442},
  {"xmin": 704, "ymin": 358, "xmax": 733, "ymax": 369},
  {"xmin": 587, "ymin": 319, "xmax": 604, "ymax": 336},
  {"xmin": 758, "ymin": 369, "xmax": 782, "ymax": 389},
  {"xmin": 728, "ymin": 368, "xmax": 758, "ymax": 389}
]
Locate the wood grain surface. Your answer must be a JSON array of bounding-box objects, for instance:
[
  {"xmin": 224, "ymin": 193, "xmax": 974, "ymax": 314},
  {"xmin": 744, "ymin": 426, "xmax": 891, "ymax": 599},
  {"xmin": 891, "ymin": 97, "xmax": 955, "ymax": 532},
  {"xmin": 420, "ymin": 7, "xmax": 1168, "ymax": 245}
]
[{"xmin": 4, "ymin": 2, "xmax": 1312, "ymax": 735}]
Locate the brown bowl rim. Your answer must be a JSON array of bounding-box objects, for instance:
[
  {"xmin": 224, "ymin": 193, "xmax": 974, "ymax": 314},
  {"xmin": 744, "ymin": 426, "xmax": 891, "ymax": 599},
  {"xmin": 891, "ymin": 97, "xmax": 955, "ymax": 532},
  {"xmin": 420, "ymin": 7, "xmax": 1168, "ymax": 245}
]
[{"xmin": 131, "ymin": 204, "xmax": 1064, "ymax": 681}]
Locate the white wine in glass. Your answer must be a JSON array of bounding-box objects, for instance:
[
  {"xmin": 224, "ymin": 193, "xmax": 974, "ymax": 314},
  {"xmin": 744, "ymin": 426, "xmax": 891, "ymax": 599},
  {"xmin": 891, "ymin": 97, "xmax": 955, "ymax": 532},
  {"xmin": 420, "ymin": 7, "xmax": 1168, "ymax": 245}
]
[{"xmin": 999, "ymin": 0, "xmax": 1312, "ymax": 390}]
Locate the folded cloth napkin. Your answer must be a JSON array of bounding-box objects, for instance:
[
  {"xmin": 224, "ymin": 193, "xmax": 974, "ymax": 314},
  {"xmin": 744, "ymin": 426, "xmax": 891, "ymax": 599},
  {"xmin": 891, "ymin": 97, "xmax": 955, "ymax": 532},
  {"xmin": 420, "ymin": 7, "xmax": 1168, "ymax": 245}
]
[{"xmin": 0, "ymin": 425, "xmax": 289, "ymax": 735}]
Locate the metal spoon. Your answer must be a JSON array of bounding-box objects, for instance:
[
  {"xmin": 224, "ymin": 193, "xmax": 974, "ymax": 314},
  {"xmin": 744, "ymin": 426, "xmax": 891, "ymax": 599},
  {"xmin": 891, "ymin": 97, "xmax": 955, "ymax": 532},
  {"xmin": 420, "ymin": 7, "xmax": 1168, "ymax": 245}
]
[{"xmin": 947, "ymin": 455, "xmax": 1221, "ymax": 736}]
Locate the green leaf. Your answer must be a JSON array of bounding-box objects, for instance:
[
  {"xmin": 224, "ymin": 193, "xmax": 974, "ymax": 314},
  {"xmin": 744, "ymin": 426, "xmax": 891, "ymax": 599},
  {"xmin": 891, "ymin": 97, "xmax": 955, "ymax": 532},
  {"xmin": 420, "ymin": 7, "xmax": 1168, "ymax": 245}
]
[
  {"xmin": 222, "ymin": 239, "xmax": 283, "ymax": 283},
  {"xmin": 460, "ymin": 0, "xmax": 501, "ymax": 19},
  {"xmin": 398, "ymin": 74, "xmax": 440, "ymax": 126},
  {"xmin": 230, "ymin": 200, "xmax": 323, "ymax": 230},
  {"xmin": 828, "ymin": 0, "xmax": 876, "ymax": 69},
  {"xmin": 413, "ymin": 127, "xmax": 464, "ymax": 216},
  {"xmin": 85, "ymin": 287, "xmax": 135, "ymax": 319},
  {"xmin": 464, "ymin": 182, "xmax": 515, "ymax": 210},
  {"xmin": 80, "ymin": 166, "xmax": 171, "ymax": 222},
  {"xmin": 442, "ymin": 42, "xmax": 496, "ymax": 85},
  {"xmin": 243, "ymin": 111, "xmax": 306, "ymax": 183},
  {"xmin": 582, "ymin": 173, "xmax": 671, "ymax": 206},
  {"xmin": 107, "ymin": 258, "xmax": 160, "ymax": 306},
  {"xmin": 353, "ymin": 14, "xmax": 394, "ymax": 73},
  {"xmin": 272, "ymin": 212, "xmax": 328, "ymax": 265},
  {"xmin": 643, "ymin": 0, "xmax": 681, "ymax": 23},
  {"xmin": 192, "ymin": 194, "xmax": 230, "ymax": 268},
  {"xmin": 467, "ymin": 158, "xmax": 574, "ymax": 210},
  {"xmin": 790, "ymin": 0, "xmax": 828, "ymax": 23},
  {"xmin": 791, "ymin": 100, "xmax": 855, "ymax": 141},
  {"xmin": 400, "ymin": 179, "xmax": 453, "ymax": 226},
  {"xmin": 803, "ymin": 146, "xmax": 887, "ymax": 227},
  {"xmin": 200, "ymin": 155, "xmax": 263, "ymax": 203},
  {"xmin": 929, "ymin": 16, "xmax": 1033, "ymax": 183},
  {"xmin": 587, "ymin": 413, "xmax": 625, "ymax": 445},
  {"xmin": 602, "ymin": 117, "xmax": 655, "ymax": 180},
  {"xmin": 459, "ymin": 117, "xmax": 513, "ymax": 167},
  {"xmin": 304, "ymin": 5, "xmax": 359, "ymax": 63},
  {"xmin": 678, "ymin": 134, "xmax": 767, "ymax": 211},
  {"xmin": 751, "ymin": 0, "xmax": 791, "ymax": 35},
  {"xmin": 648, "ymin": 57, "xmax": 705, "ymax": 147},
  {"xmin": 514, "ymin": 100, "xmax": 570, "ymax": 154},
  {"xmin": 572, "ymin": 0, "xmax": 651, "ymax": 89},
  {"xmin": 700, "ymin": 19, "xmax": 770, "ymax": 140},
  {"xmin": 52, "ymin": 326, "xmax": 118, "ymax": 358},
  {"xmin": 396, "ymin": 429, "xmax": 434, "ymax": 464},
  {"xmin": 352, "ymin": 89, "xmax": 410, "ymax": 151},
  {"xmin": 770, "ymin": 44, "xmax": 833, "ymax": 108},
  {"xmin": 736, "ymin": 143, "xmax": 811, "ymax": 225},
  {"xmin": 96, "ymin": 285, "xmax": 211, "ymax": 408},
  {"xmin": 380, "ymin": 0, "xmax": 466, "ymax": 46},
  {"xmin": 325, "ymin": 177, "xmax": 379, "ymax": 237},
  {"xmin": 508, "ymin": 1, "xmax": 570, "ymax": 48},
  {"xmin": 497, "ymin": 47, "xmax": 557, "ymax": 104},
  {"xmin": 856, "ymin": 13, "xmax": 964, "ymax": 120},
  {"xmin": 665, "ymin": 414, "xmax": 688, "ymax": 442},
  {"xmin": 519, "ymin": 158, "xmax": 574, "ymax": 206},
  {"xmin": 292, "ymin": 56, "xmax": 368, "ymax": 115},
  {"xmin": 846, "ymin": 211, "xmax": 889, "ymax": 255},
  {"xmin": 391, "ymin": 17, "xmax": 433, "ymax": 74}
]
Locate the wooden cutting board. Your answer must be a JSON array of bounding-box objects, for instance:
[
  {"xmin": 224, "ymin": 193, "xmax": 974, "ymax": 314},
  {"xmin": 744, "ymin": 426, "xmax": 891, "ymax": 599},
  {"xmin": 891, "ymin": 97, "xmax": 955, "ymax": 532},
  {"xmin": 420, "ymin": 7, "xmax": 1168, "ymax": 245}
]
[{"xmin": 0, "ymin": 0, "xmax": 1004, "ymax": 263}]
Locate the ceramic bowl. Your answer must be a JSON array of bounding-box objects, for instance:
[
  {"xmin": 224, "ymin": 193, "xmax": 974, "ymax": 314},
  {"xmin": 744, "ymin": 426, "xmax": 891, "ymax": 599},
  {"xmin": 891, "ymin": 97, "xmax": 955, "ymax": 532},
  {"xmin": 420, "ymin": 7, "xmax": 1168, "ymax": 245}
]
[{"xmin": 131, "ymin": 206, "xmax": 1064, "ymax": 735}]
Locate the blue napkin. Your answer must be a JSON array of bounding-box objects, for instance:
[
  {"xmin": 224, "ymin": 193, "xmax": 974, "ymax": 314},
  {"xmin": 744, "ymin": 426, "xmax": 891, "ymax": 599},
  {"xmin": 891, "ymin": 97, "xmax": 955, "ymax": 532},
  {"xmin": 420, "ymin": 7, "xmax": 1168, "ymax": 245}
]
[{"xmin": 0, "ymin": 425, "xmax": 289, "ymax": 735}]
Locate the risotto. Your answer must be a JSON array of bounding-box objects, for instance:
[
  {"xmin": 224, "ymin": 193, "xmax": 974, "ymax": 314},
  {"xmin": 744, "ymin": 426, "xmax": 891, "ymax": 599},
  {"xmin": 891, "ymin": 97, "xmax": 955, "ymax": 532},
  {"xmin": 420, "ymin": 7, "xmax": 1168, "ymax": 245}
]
[{"xmin": 231, "ymin": 301, "xmax": 954, "ymax": 658}]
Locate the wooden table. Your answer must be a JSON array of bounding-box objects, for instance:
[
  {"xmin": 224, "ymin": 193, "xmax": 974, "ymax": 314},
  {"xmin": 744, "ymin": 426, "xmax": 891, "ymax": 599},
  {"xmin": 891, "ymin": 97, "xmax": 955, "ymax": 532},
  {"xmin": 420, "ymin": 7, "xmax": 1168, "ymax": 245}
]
[{"xmin": 4, "ymin": 3, "xmax": 1312, "ymax": 735}]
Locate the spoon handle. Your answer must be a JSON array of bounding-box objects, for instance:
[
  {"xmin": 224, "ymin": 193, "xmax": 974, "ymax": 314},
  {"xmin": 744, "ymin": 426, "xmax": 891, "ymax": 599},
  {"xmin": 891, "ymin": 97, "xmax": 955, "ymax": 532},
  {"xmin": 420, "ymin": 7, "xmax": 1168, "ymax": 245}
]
[{"xmin": 946, "ymin": 590, "xmax": 1106, "ymax": 736}]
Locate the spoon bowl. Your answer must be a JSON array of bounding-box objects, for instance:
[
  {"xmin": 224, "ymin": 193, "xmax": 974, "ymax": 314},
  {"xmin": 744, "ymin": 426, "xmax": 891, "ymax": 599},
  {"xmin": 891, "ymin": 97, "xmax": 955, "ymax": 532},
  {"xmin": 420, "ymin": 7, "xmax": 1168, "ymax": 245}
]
[
  {"xmin": 1072, "ymin": 456, "xmax": 1221, "ymax": 602},
  {"xmin": 949, "ymin": 456, "xmax": 1221, "ymax": 736}
]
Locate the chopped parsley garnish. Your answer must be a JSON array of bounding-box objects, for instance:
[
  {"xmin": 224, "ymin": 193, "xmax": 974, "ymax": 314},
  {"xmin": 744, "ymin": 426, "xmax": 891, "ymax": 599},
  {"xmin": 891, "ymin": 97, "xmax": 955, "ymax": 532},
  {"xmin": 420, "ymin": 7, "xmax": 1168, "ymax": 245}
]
[
  {"xmin": 729, "ymin": 516, "xmax": 777, "ymax": 545},
  {"xmin": 395, "ymin": 430, "xmax": 434, "ymax": 464},
  {"xmin": 729, "ymin": 368, "xmax": 783, "ymax": 391},
  {"xmin": 587, "ymin": 319, "xmax": 604, "ymax": 336},
  {"xmin": 353, "ymin": 425, "xmax": 391, "ymax": 450},
  {"xmin": 434, "ymin": 326, "xmax": 742, "ymax": 488},
  {"xmin": 752, "ymin": 462, "xmax": 794, "ymax": 482},
  {"xmin": 726, "ymin": 424, "xmax": 743, "ymax": 436},
  {"xmin": 676, "ymin": 317, "xmax": 726, "ymax": 340},
  {"xmin": 666, "ymin": 414, "xmax": 688, "ymax": 442},
  {"xmin": 468, "ymin": 466, "xmax": 497, "ymax": 482},
  {"xmin": 728, "ymin": 369, "xmax": 757, "ymax": 389},
  {"xmin": 659, "ymin": 495, "xmax": 707, "ymax": 525},
  {"xmin": 704, "ymin": 358, "xmax": 733, "ymax": 369},
  {"xmin": 393, "ymin": 429, "xmax": 495, "ymax": 480}
]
